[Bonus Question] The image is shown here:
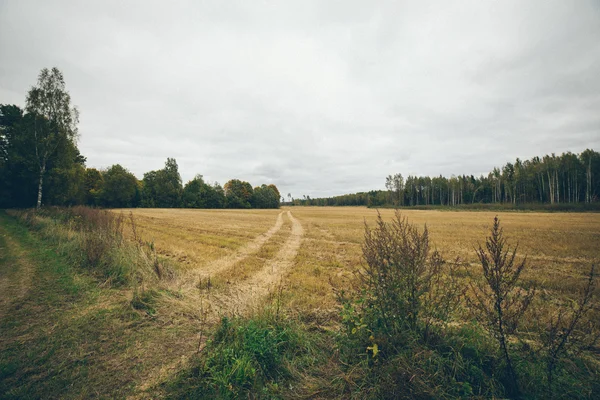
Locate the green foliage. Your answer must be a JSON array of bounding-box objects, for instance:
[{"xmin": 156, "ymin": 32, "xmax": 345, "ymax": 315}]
[
  {"xmin": 292, "ymin": 149, "xmax": 600, "ymax": 208},
  {"xmin": 182, "ymin": 175, "xmax": 226, "ymax": 209},
  {"xmin": 166, "ymin": 312, "xmax": 306, "ymax": 399},
  {"xmin": 224, "ymin": 179, "xmax": 253, "ymax": 209},
  {"xmin": 26, "ymin": 67, "xmax": 79, "ymax": 208},
  {"xmin": 84, "ymin": 168, "xmax": 104, "ymax": 206},
  {"xmin": 100, "ymin": 164, "xmax": 139, "ymax": 208},
  {"xmin": 339, "ymin": 211, "xmax": 462, "ymax": 359},
  {"xmin": 252, "ymin": 184, "xmax": 281, "ymax": 209},
  {"xmin": 0, "ymin": 102, "xmax": 86, "ymax": 208},
  {"xmin": 142, "ymin": 158, "xmax": 183, "ymax": 208}
]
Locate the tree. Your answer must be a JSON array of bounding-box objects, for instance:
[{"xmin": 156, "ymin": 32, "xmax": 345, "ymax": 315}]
[
  {"xmin": 224, "ymin": 179, "xmax": 253, "ymax": 208},
  {"xmin": 100, "ymin": 164, "xmax": 138, "ymax": 208},
  {"xmin": 182, "ymin": 174, "xmax": 207, "ymax": 208},
  {"xmin": 84, "ymin": 168, "xmax": 104, "ymax": 206},
  {"xmin": 25, "ymin": 68, "xmax": 79, "ymax": 208},
  {"xmin": 385, "ymin": 173, "xmax": 404, "ymax": 206},
  {"xmin": 0, "ymin": 105, "xmax": 37, "ymax": 207},
  {"xmin": 142, "ymin": 158, "xmax": 183, "ymax": 208},
  {"xmin": 252, "ymin": 184, "xmax": 280, "ymax": 209}
]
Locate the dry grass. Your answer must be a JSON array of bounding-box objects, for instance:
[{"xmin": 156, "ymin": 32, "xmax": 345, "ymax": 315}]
[
  {"xmin": 114, "ymin": 208, "xmax": 282, "ymax": 270},
  {"xmin": 114, "ymin": 207, "xmax": 600, "ymax": 324}
]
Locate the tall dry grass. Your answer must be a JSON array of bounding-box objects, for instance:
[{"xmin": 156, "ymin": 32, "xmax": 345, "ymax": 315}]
[{"xmin": 15, "ymin": 206, "xmax": 175, "ymax": 287}]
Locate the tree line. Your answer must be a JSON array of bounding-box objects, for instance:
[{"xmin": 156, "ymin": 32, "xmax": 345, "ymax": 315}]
[
  {"xmin": 291, "ymin": 149, "xmax": 600, "ymax": 208},
  {"xmin": 0, "ymin": 68, "xmax": 281, "ymax": 209}
]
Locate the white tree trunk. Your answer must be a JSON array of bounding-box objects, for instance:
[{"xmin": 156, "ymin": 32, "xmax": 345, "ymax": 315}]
[{"xmin": 36, "ymin": 165, "xmax": 45, "ymax": 209}]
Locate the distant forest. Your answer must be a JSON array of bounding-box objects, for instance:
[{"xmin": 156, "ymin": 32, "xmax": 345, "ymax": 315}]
[
  {"xmin": 2, "ymin": 68, "xmax": 598, "ymax": 211},
  {"xmin": 289, "ymin": 149, "xmax": 600, "ymax": 209},
  {"xmin": 0, "ymin": 69, "xmax": 281, "ymax": 210}
]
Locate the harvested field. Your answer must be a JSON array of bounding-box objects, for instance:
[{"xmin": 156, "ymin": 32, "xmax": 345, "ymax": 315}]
[{"xmin": 119, "ymin": 207, "xmax": 600, "ymax": 317}]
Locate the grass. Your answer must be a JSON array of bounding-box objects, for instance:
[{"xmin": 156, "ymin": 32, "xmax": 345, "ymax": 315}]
[
  {"xmin": 1, "ymin": 206, "xmax": 599, "ymax": 398},
  {"xmin": 281, "ymin": 207, "xmax": 600, "ymax": 317},
  {"xmin": 160, "ymin": 307, "xmax": 332, "ymax": 399},
  {"xmin": 0, "ymin": 210, "xmax": 199, "ymax": 399},
  {"xmin": 116, "ymin": 208, "xmax": 282, "ymax": 270}
]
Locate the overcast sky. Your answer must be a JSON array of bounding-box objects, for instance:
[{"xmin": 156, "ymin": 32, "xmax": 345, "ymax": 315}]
[{"xmin": 1, "ymin": 1, "xmax": 599, "ymax": 198}]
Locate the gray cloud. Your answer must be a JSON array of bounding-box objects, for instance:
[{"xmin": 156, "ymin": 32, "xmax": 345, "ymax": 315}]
[{"xmin": 1, "ymin": 0, "xmax": 599, "ymax": 198}]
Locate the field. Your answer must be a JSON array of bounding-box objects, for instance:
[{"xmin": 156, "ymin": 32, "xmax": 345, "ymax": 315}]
[
  {"xmin": 1, "ymin": 206, "xmax": 599, "ymax": 398},
  {"xmin": 123, "ymin": 207, "xmax": 600, "ymax": 316}
]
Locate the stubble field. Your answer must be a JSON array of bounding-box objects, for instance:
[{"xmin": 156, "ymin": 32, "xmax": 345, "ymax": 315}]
[{"xmin": 120, "ymin": 207, "xmax": 600, "ymax": 321}]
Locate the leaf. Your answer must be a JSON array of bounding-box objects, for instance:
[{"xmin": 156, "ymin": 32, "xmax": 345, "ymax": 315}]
[{"xmin": 367, "ymin": 343, "xmax": 379, "ymax": 357}]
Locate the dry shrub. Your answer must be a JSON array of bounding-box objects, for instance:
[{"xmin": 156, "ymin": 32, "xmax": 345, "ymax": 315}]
[
  {"xmin": 540, "ymin": 263, "xmax": 598, "ymax": 396},
  {"xmin": 466, "ymin": 216, "xmax": 535, "ymax": 395},
  {"xmin": 339, "ymin": 211, "xmax": 463, "ymax": 358},
  {"xmin": 69, "ymin": 206, "xmax": 124, "ymax": 269}
]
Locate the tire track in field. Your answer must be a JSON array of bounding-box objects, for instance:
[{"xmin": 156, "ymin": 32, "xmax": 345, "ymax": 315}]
[
  {"xmin": 213, "ymin": 211, "xmax": 304, "ymax": 313},
  {"xmin": 188, "ymin": 211, "xmax": 285, "ymax": 285},
  {"xmin": 132, "ymin": 211, "xmax": 300, "ymax": 397}
]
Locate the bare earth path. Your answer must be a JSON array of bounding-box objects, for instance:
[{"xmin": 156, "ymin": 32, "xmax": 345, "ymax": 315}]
[
  {"xmin": 186, "ymin": 211, "xmax": 285, "ymax": 286},
  {"xmin": 211, "ymin": 211, "xmax": 304, "ymax": 314}
]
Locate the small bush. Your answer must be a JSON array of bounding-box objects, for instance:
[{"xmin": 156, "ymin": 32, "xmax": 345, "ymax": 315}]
[
  {"xmin": 166, "ymin": 311, "xmax": 308, "ymax": 399},
  {"xmin": 466, "ymin": 216, "xmax": 535, "ymax": 395},
  {"xmin": 339, "ymin": 211, "xmax": 462, "ymax": 358}
]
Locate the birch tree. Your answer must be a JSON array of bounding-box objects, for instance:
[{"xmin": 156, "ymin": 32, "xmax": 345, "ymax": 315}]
[{"xmin": 26, "ymin": 67, "xmax": 79, "ymax": 208}]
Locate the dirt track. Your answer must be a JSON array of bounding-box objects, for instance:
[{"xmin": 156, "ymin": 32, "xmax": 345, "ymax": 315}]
[
  {"xmin": 211, "ymin": 210, "xmax": 304, "ymax": 313},
  {"xmin": 188, "ymin": 211, "xmax": 286, "ymax": 286}
]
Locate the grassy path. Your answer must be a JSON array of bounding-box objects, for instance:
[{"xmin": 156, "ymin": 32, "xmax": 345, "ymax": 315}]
[
  {"xmin": 0, "ymin": 224, "xmax": 34, "ymax": 321},
  {"xmin": 0, "ymin": 212, "xmax": 199, "ymax": 399}
]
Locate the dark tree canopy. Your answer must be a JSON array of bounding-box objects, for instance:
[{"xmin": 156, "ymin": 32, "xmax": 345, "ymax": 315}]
[
  {"xmin": 100, "ymin": 164, "xmax": 139, "ymax": 208},
  {"xmin": 252, "ymin": 184, "xmax": 281, "ymax": 209},
  {"xmin": 293, "ymin": 150, "xmax": 600, "ymax": 208},
  {"xmin": 142, "ymin": 158, "xmax": 183, "ymax": 208}
]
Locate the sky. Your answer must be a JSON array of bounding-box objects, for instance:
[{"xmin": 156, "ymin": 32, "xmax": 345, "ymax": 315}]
[{"xmin": 1, "ymin": 1, "xmax": 599, "ymax": 198}]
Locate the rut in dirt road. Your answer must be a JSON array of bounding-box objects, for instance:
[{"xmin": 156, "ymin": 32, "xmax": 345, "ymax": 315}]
[
  {"xmin": 213, "ymin": 210, "xmax": 304, "ymax": 313},
  {"xmin": 188, "ymin": 211, "xmax": 285, "ymax": 286}
]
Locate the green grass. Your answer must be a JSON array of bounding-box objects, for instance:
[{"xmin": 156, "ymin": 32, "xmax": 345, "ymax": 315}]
[
  {"xmin": 161, "ymin": 308, "xmax": 333, "ymax": 399},
  {"xmin": 0, "ymin": 210, "xmax": 198, "ymax": 399}
]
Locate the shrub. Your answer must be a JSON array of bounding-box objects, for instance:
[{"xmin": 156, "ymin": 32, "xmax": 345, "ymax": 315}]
[
  {"xmin": 338, "ymin": 211, "xmax": 463, "ymax": 358},
  {"xmin": 466, "ymin": 216, "xmax": 535, "ymax": 396},
  {"xmin": 540, "ymin": 263, "xmax": 598, "ymax": 396}
]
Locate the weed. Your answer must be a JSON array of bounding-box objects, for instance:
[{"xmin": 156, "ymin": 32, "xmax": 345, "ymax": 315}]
[
  {"xmin": 541, "ymin": 263, "xmax": 598, "ymax": 397},
  {"xmin": 339, "ymin": 211, "xmax": 462, "ymax": 358},
  {"xmin": 466, "ymin": 216, "xmax": 535, "ymax": 395}
]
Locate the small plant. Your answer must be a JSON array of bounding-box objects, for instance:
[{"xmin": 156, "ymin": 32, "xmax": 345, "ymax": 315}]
[
  {"xmin": 467, "ymin": 216, "xmax": 535, "ymax": 396},
  {"xmin": 171, "ymin": 310, "xmax": 304, "ymax": 399},
  {"xmin": 541, "ymin": 264, "xmax": 597, "ymax": 397},
  {"xmin": 339, "ymin": 211, "xmax": 462, "ymax": 359}
]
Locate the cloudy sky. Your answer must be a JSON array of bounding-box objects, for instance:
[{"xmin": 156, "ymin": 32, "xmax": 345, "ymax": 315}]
[{"xmin": 1, "ymin": 1, "xmax": 599, "ymax": 197}]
